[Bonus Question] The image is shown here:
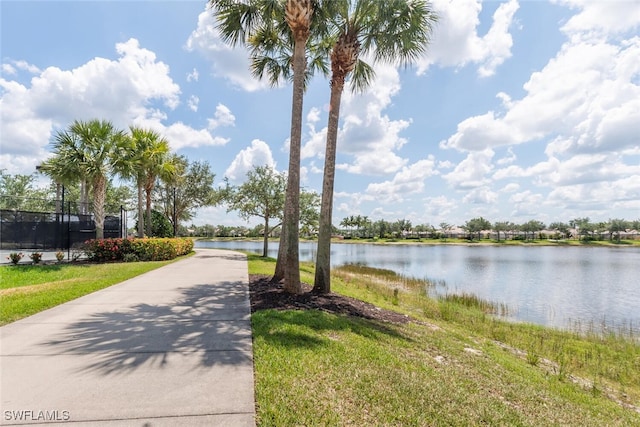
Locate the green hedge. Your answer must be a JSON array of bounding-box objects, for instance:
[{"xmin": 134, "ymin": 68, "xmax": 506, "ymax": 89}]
[{"xmin": 83, "ymin": 238, "xmax": 194, "ymax": 262}]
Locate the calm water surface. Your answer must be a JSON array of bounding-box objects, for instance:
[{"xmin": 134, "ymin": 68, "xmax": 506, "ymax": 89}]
[{"xmin": 196, "ymin": 240, "xmax": 640, "ymax": 332}]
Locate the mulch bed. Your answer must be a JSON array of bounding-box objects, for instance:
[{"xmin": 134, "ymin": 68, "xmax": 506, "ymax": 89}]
[{"xmin": 249, "ymin": 274, "xmax": 411, "ymax": 324}]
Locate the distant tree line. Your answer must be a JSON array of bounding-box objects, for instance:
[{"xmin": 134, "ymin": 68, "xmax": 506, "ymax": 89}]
[{"xmin": 331, "ymin": 216, "xmax": 640, "ymax": 242}]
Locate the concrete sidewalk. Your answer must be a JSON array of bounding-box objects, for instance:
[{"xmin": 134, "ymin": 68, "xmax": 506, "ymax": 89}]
[{"xmin": 0, "ymin": 249, "xmax": 255, "ymax": 426}]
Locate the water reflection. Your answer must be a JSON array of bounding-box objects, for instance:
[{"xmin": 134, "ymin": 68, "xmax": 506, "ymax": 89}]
[{"xmin": 195, "ymin": 240, "xmax": 640, "ymax": 333}]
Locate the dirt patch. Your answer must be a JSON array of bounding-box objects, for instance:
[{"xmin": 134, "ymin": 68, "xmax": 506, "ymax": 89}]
[{"xmin": 249, "ymin": 274, "xmax": 411, "ymax": 324}]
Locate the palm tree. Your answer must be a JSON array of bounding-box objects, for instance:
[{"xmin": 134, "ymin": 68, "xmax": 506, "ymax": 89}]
[
  {"xmin": 313, "ymin": 0, "xmax": 437, "ymax": 293},
  {"xmin": 46, "ymin": 119, "xmax": 124, "ymax": 239},
  {"xmin": 120, "ymin": 127, "xmax": 173, "ymax": 237},
  {"xmin": 210, "ymin": 0, "xmax": 330, "ymax": 293}
]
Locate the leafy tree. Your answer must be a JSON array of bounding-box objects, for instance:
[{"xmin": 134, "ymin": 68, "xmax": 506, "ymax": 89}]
[
  {"xmin": 493, "ymin": 221, "xmax": 510, "ymax": 242},
  {"xmin": 156, "ymin": 155, "xmax": 217, "ymax": 236},
  {"xmin": 392, "ymin": 219, "xmax": 413, "ymax": 238},
  {"xmin": 299, "ymin": 189, "xmax": 321, "ymax": 237},
  {"xmin": 314, "ymin": 0, "xmax": 437, "ymax": 293},
  {"xmin": 340, "ymin": 216, "xmax": 353, "ymax": 235},
  {"xmin": 43, "ymin": 119, "xmax": 125, "ymax": 238},
  {"xmin": 0, "ymin": 171, "xmax": 49, "ymax": 211},
  {"xmin": 571, "ymin": 217, "xmax": 595, "ymax": 241},
  {"xmin": 49, "ymin": 180, "xmax": 132, "ymax": 215},
  {"xmin": 222, "ymin": 165, "xmax": 321, "ymax": 256},
  {"xmin": 607, "ymin": 218, "xmax": 629, "ymax": 243},
  {"xmin": 520, "ymin": 219, "xmax": 545, "ymax": 241},
  {"xmin": 463, "ymin": 217, "xmax": 491, "ymax": 241},
  {"xmin": 136, "ymin": 209, "xmax": 173, "ymax": 238},
  {"xmin": 373, "ymin": 219, "xmax": 390, "ymax": 239},
  {"xmin": 548, "ymin": 222, "xmax": 570, "ymax": 239},
  {"xmin": 439, "ymin": 222, "xmax": 453, "ymax": 241},
  {"xmin": 224, "ymin": 166, "xmax": 286, "ymax": 257}
]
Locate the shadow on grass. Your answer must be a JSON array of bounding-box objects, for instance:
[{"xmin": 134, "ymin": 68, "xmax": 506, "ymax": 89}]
[
  {"xmin": 252, "ymin": 309, "xmax": 411, "ymax": 351},
  {"xmin": 42, "ymin": 282, "xmax": 252, "ymax": 375}
]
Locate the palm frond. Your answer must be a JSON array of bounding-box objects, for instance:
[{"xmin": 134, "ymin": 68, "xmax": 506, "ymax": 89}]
[{"xmin": 349, "ymin": 59, "xmax": 375, "ymax": 94}]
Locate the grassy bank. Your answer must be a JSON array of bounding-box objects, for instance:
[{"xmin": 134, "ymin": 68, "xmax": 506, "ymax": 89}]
[
  {"xmin": 0, "ymin": 260, "xmax": 177, "ymax": 325},
  {"xmin": 248, "ymin": 255, "xmax": 640, "ymax": 426}
]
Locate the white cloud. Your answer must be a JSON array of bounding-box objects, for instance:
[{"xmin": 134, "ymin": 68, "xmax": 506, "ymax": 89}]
[
  {"xmin": 508, "ymin": 190, "xmax": 546, "ymax": 218},
  {"xmin": 1, "ymin": 64, "xmax": 17, "ymax": 75},
  {"xmin": 440, "ymin": 2, "xmax": 640, "ymax": 217},
  {"xmin": 305, "ymin": 65, "xmax": 411, "ymax": 176},
  {"xmin": 555, "ymin": 0, "xmax": 640, "ymax": 39},
  {"xmin": 207, "ymin": 103, "xmax": 236, "ymax": 129},
  {"xmin": 500, "ymin": 183, "xmax": 520, "ymax": 193},
  {"xmin": 364, "ymin": 157, "xmax": 437, "ymax": 204},
  {"xmin": 443, "ymin": 149, "xmax": 494, "ymax": 189},
  {"xmin": 423, "ymin": 195, "xmax": 457, "ymax": 219},
  {"xmin": 2, "ymin": 60, "xmax": 41, "ymax": 75},
  {"xmin": 187, "ymin": 95, "xmax": 199, "ymax": 112},
  {"xmin": 463, "ymin": 186, "xmax": 498, "ymax": 205},
  {"xmin": 0, "ymin": 38, "xmax": 189, "ymax": 174},
  {"xmin": 440, "ymin": 9, "xmax": 639, "ymax": 154},
  {"xmin": 418, "ymin": 0, "xmax": 520, "ymax": 77},
  {"xmin": 306, "ymin": 107, "xmax": 321, "ymax": 125},
  {"xmin": 129, "ymin": 116, "xmax": 229, "ymax": 151},
  {"xmin": 185, "ymin": 10, "xmax": 270, "ymax": 92},
  {"xmin": 497, "ymin": 147, "xmax": 516, "ymax": 165},
  {"xmin": 224, "ymin": 139, "xmax": 276, "ymax": 182},
  {"xmin": 186, "ymin": 68, "xmax": 199, "ymax": 82},
  {"xmin": 162, "ymin": 122, "xmax": 228, "ymax": 151}
]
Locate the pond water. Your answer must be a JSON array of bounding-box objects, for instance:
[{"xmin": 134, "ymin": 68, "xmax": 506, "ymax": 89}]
[{"xmin": 196, "ymin": 240, "xmax": 640, "ymax": 333}]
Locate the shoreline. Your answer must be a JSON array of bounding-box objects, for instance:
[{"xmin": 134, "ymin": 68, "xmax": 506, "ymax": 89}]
[{"xmin": 197, "ymin": 236, "xmax": 640, "ymax": 248}]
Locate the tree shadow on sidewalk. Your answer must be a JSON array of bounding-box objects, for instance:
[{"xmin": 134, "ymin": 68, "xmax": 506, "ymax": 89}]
[{"xmin": 43, "ymin": 282, "xmax": 252, "ymax": 376}]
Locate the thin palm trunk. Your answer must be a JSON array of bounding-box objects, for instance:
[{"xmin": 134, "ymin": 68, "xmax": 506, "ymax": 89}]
[
  {"xmin": 80, "ymin": 179, "xmax": 88, "ymax": 214},
  {"xmin": 92, "ymin": 175, "xmax": 107, "ymax": 239},
  {"xmin": 313, "ymin": 73, "xmax": 346, "ymax": 293},
  {"xmin": 273, "ymin": 226, "xmax": 286, "ymax": 281},
  {"xmin": 145, "ymin": 177, "xmax": 154, "ymax": 237},
  {"xmin": 281, "ymin": 36, "xmax": 306, "ymax": 293},
  {"xmin": 137, "ymin": 181, "xmax": 144, "ymax": 237},
  {"xmin": 276, "ymin": 0, "xmax": 312, "ymax": 293}
]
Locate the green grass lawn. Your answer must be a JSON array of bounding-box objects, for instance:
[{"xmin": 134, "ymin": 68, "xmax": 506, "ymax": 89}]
[
  {"xmin": 247, "ymin": 254, "xmax": 640, "ymax": 426},
  {"xmin": 0, "ymin": 260, "xmax": 177, "ymax": 325}
]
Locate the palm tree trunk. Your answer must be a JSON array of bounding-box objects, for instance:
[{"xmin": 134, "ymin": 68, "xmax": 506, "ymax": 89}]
[
  {"xmin": 92, "ymin": 175, "xmax": 107, "ymax": 239},
  {"xmin": 314, "ymin": 75, "xmax": 346, "ymax": 294},
  {"xmin": 273, "ymin": 226, "xmax": 286, "ymax": 281},
  {"xmin": 80, "ymin": 179, "xmax": 88, "ymax": 214},
  {"xmin": 145, "ymin": 187, "xmax": 152, "ymax": 237},
  {"xmin": 137, "ymin": 182, "xmax": 144, "ymax": 237},
  {"xmin": 145, "ymin": 176, "xmax": 154, "ymax": 237},
  {"xmin": 279, "ymin": 35, "xmax": 307, "ymax": 294}
]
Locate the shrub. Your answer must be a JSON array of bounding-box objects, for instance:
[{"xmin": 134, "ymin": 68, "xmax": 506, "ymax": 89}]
[
  {"xmin": 83, "ymin": 238, "xmax": 133, "ymax": 262},
  {"xmin": 83, "ymin": 237, "xmax": 193, "ymax": 263},
  {"xmin": 55, "ymin": 251, "xmax": 65, "ymax": 262},
  {"xmin": 29, "ymin": 252, "xmax": 43, "ymax": 264},
  {"xmin": 122, "ymin": 253, "xmax": 140, "ymax": 263},
  {"xmin": 7, "ymin": 252, "xmax": 23, "ymax": 265}
]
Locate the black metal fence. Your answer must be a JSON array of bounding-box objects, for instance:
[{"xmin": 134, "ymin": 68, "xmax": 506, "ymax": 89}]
[{"xmin": 0, "ymin": 201, "xmax": 125, "ymax": 250}]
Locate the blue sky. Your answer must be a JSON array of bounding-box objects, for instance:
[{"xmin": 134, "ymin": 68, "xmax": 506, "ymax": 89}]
[{"xmin": 1, "ymin": 0, "xmax": 639, "ymax": 228}]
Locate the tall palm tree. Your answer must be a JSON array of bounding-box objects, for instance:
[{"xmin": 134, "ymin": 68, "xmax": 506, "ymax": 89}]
[
  {"xmin": 313, "ymin": 0, "xmax": 437, "ymax": 293},
  {"xmin": 120, "ymin": 127, "xmax": 173, "ymax": 237},
  {"xmin": 210, "ymin": 0, "xmax": 330, "ymax": 293},
  {"xmin": 46, "ymin": 119, "xmax": 124, "ymax": 239}
]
